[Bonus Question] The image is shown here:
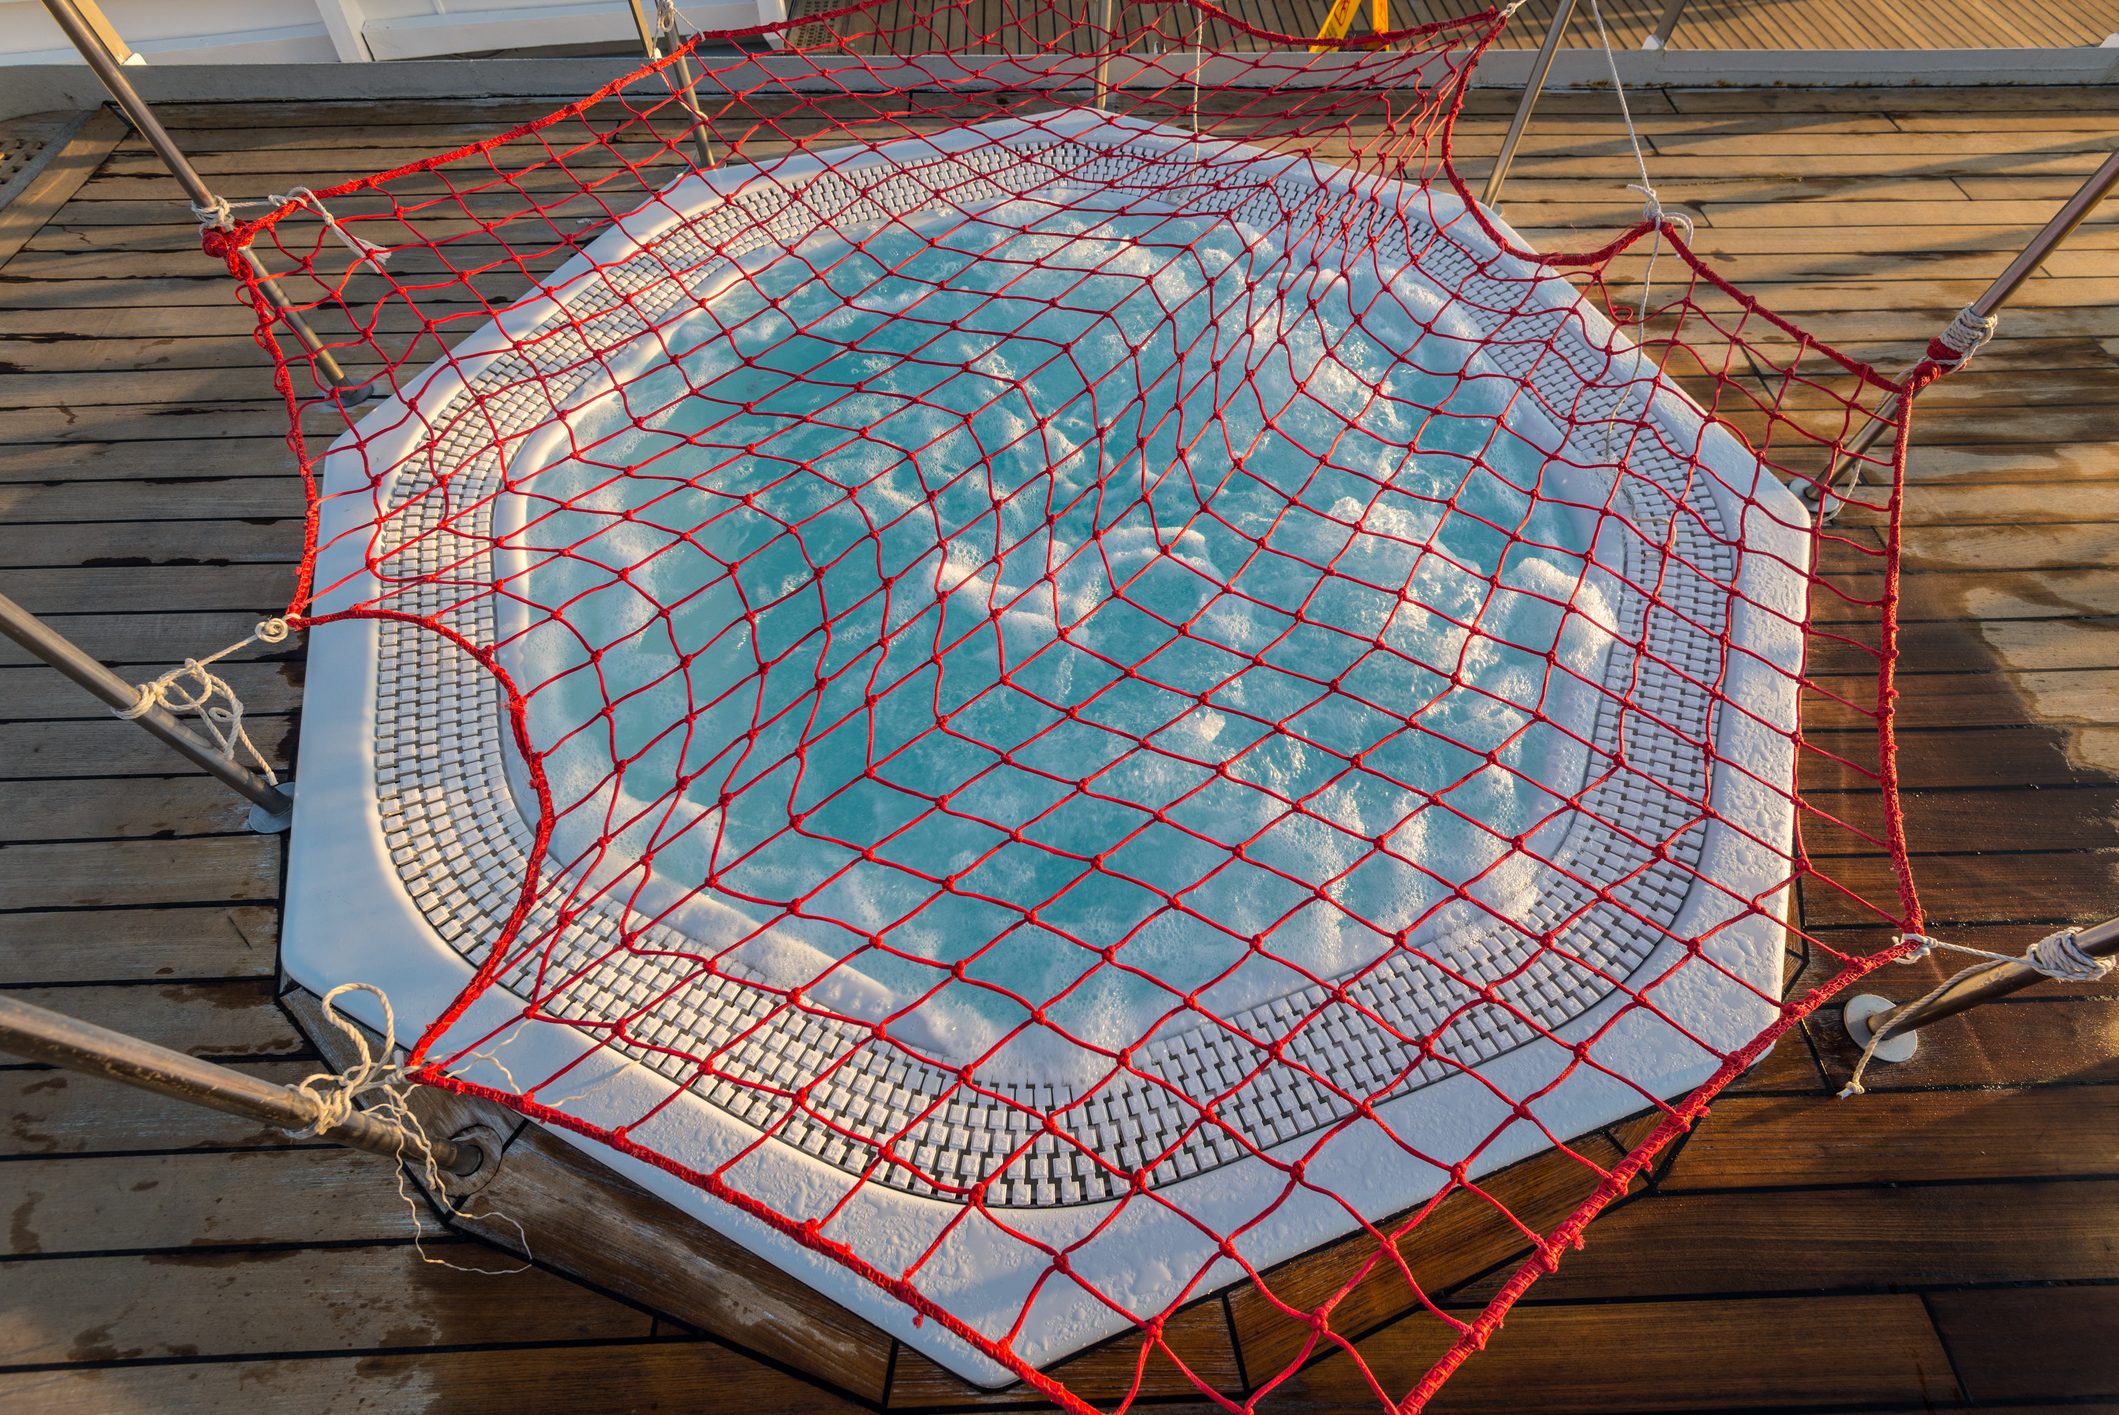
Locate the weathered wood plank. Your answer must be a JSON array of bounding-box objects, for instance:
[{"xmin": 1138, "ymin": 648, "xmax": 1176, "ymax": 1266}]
[
  {"xmin": 0, "ymin": 1339, "xmax": 860, "ymax": 1415},
  {"xmin": 0, "ymin": 111, "xmax": 128, "ymax": 271},
  {"xmin": 0, "ymin": 982, "xmax": 305, "ymax": 1059},
  {"xmin": 0, "ymin": 1245, "xmax": 650, "ymax": 1367},
  {"xmin": 1454, "ymin": 1179, "xmax": 2119, "ymax": 1303},
  {"xmin": 0, "ymin": 905, "xmax": 278, "ymax": 985},
  {"xmin": 0, "ymin": 613, "xmax": 297, "ymax": 669},
  {"xmin": 1, "ymin": 663, "xmax": 301, "ymax": 721},
  {"xmin": 0, "ymin": 836, "xmax": 280, "ymax": 909},
  {"xmin": 0, "ymin": 1060, "xmax": 316, "ymax": 1156},
  {"xmin": 1256, "ymin": 1294, "xmax": 1956, "ymax": 1412},
  {"xmin": 0, "ymin": 719, "xmax": 294, "ymax": 781},
  {"xmin": 4, "ymin": 1148, "xmax": 418, "ymax": 1255},
  {"xmin": 1660, "ymin": 1087, "xmax": 2119, "ymax": 1190},
  {"xmin": 1928, "ymin": 1285, "xmax": 2119, "ymax": 1405}
]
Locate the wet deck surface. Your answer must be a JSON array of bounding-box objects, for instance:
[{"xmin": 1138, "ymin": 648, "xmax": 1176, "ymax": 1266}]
[{"xmin": 2, "ymin": 80, "xmax": 2118, "ymax": 1413}]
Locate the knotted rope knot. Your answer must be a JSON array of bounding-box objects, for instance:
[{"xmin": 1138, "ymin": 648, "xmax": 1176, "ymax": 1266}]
[
  {"xmin": 190, "ymin": 195, "xmax": 235, "ymax": 232},
  {"xmin": 293, "ymin": 984, "xmax": 535, "ymax": 1275},
  {"xmin": 1928, "ymin": 304, "xmax": 1998, "ymax": 368},
  {"xmin": 1844, "ymin": 926, "xmax": 2113, "ymax": 1099},
  {"xmin": 288, "ymin": 982, "xmax": 407, "ymax": 1138},
  {"xmin": 273, "ymin": 186, "xmax": 393, "ymax": 272},
  {"xmin": 1630, "ymin": 184, "xmax": 1694, "ymax": 242},
  {"xmin": 115, "ymin": 617, "xmax": 292, "ymax": 784},
  {"xmin": 2025, "ymin": 927, "xmax": 2114, "ymax": 983}
]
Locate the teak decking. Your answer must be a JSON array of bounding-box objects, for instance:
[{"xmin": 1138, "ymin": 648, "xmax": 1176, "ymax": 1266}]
[
  {"xmin": 2, "ymin": 80, "xmax": 2118, "ymax": 1414},
  {"xmin": 786, "ymin": 0, "xmax": 2119, "ymax": 51}
]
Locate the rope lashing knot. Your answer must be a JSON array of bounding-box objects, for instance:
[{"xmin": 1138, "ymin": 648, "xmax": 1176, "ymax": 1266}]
[
  {"xmin": 274, "ymin": 186, "xmax": 392, "ymax": 272},
  {"xmin": 2025, "ymin": 927, "xmax": 2115, "ymax": 983},
  {"xmin": 289, "ymin": 982, "xmax": 406, "ymax": 1138},
  {"xmin": 1925, "ymin": 304, "xmax": 1998, "ymax": 369},
  {"xmin": 1842, "ymin": 927, "xmax": 2114, "ymax": 1097},
  {"xmin": 115, "ymin": 617, "xmax": 292, "ymax": 784},
  {"xmin": 1630, "ymin": 183, "xmax": 1694, "ymax": 242},
  {"xmin": 295, "ymin": 984, "xmax": 533, "ymax": 1275},
  {"xmin": 190, "ymin": 195, "xmax": 236, "ymax": 232}
]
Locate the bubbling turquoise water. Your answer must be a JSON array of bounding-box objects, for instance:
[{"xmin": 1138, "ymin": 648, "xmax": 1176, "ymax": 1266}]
[{"xmin": 499, "ymin": 192, "xmax": 1615, "ymax": 1072}]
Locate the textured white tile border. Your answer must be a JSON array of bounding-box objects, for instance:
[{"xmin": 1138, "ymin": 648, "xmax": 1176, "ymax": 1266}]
[{"xmin": 284, "ymin": 110, "xmax": 1811, "ymax": 1383}]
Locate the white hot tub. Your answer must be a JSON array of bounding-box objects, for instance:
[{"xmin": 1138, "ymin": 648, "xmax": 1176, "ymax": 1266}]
[{"xmin": 284, "ymin": 109, "xmax": 1810, "ymax": 1383}]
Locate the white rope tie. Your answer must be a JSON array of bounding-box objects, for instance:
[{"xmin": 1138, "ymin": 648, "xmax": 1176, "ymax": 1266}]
[
  {"xmin": 116, "ymin": 617, "xmax": 289, "ymax": 784},
  {"xmin": 190, "ymin": 196, "xmax": 235, "ymax": 233},
  {"xmin": 273, "ymin": 186, "xmax": 392, "ymax": 271},
  {"xmin": 1840, "ymin": 929, "xmax": 2114, "ymax": 1098},
  {"xmin": 1933, "ymin": 303, "xmax": 1998, "ymax": 367},
  {"xmin": 296, "ymin": 983, "xmax": 532, "ymax": 1275},
  {"xmin": 1586, "ymin": 0, "xmax": 1688, "ymax": 466}
]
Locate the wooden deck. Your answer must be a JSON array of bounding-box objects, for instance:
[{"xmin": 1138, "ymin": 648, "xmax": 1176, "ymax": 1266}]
[
  {"xmin": 2, "ymin": 80, "xmax": 2118, "ymax": 1413},
  {"xmin": 787, "ymin": 0, "xmax": 2119, "ymax": 51}
]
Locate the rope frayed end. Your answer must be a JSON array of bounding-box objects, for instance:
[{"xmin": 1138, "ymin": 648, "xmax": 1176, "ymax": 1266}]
[{"xmin": 299, "ymin": 983, "xmax": 533, "ymax": 1276}]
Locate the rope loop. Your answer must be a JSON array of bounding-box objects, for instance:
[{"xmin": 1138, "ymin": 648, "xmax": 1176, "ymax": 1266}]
[
  {"xmin": 112, "ymin": 618, "xmax": 295, "ymax": 784},
  {"xmin": 293, "ymin": 984, "xmax": 534, "ymax": 1275},
  {"xmin": 273, "ymin": 186, "xmax": 393, "ymax": 272}
]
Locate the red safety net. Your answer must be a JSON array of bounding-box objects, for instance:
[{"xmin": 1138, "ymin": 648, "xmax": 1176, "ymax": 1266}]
[{"xmin": 213, "ymin": 2, "xmax": 1971, "ymax": 1408}]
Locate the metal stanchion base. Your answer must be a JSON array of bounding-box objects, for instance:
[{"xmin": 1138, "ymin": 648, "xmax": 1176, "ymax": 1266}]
[
  {"xmin": 248, "ymin": 778, "xmax": 295, "ymax": 835},
  {"xmin": 1842, "ymin": 993, "xmax": 1919, "ymax": 1064}
]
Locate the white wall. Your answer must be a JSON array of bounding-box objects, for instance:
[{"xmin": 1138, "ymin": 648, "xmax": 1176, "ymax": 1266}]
[{"xmin": 0, "ymin": 0, "xmax": 783, "ymax": 64}]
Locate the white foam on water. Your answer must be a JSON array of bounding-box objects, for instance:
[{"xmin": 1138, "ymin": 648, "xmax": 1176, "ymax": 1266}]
[{"xmin": 497, "ymin": 193, "xmax": 1616, "ymax": 1079}]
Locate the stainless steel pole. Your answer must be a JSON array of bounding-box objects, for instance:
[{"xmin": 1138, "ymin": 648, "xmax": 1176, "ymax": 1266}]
[
  {"xmin": 1848, "ymin": 916, "xmax": 2119, "ymax": 1056},
  {"xmin": 1641, "ymin": 0, "xmax": 1688, "ymax": 50},
  {"xmin": 624, "ymin": 0, "xmax": 658, "ymax": 51},
  {"xmin": 629, "ymin": 0, "xmax": 716, "ymax": 170},
  {"xmin": 1814, "ymin": 146, "xmax": 2119, "ymax": 517},
  {"xmin": 1095, "ymin": 0, "xmax": 1119, "ymax": 109},
  {"xmin": 0, "ymin": 588, "xmax": 293, "ymax": 820},
  {"xmin": 1480, "ymin": 0, "xmax": 1580, "ymax": 210},
  {"xmin": 0, "ymin": 992, "xmax": 484, "ymax": 1178},
  {"xmin": 38, "ymin": 0, "xmax": 361, "ymax": 393}
]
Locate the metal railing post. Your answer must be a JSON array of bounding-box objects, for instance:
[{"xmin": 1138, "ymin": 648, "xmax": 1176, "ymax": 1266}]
[
  {"xmin": 1481, "ymin": 0, "xmax": 1581, "ymax": 211},
  {"xmin": 628, "ymin": 0, "xmax": 716, "ymax": 170},
  {"xmin": 1095, "ymin": 0, "xmax": 1119, "ymax": 109},
  {"xmin": 1641, "ymin": 0, "xmax": 1689, "ymax": 50},
  {"xmin": 1844, "ymin": 916, "xmax": 2119, "ymax": 1062},
  {"xmin": 0, "ymin": 992, "xmax": 486, "ymax": 1178},
  {"xmin": 0, "ymin": 588, "xmax": 294, "ymax": 824},
  {"xmin": 38, "ymin": 0, "xmax": 362, "ymax": 394},
  {"xmin": 1813, "ymin": 146, "xmax": 2119, "ymax": 518}
]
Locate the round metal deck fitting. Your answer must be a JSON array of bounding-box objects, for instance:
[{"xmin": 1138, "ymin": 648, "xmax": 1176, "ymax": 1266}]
[
  {"xmin": 248, "ymin": 778, "xmax": 295, "ymax": 834},
  {"xmin": 1842, "ymin": 993, "xmax": 1919, "ymax": 1064}
]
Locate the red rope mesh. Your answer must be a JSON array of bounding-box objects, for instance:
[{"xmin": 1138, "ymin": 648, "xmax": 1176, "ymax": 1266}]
[{"xmin": 217, "ymin": 3, "xmax": 1969, "ymax": 1407}]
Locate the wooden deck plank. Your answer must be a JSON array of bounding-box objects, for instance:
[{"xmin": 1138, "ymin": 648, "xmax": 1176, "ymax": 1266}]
[
  {"xmin": 0, "ymin": 1340, "xmax": 860, "ymax": 1415},
  {"xmin": 0, "ymin": 1246, "xmax": 652, "ymax": 1367}
]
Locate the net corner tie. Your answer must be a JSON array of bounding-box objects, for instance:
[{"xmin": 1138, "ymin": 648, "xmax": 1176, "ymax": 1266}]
[
  {"xmin": 274, "ymin": 186, "xmax": 394, "ymax": 272},
  {"xmin": 295, "ymin": 983, "xmax": 535, "ymax": 1275},
  {"xmin": 1927, "ymin": 304, "xmax": 1998, "ymax": 369}
]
